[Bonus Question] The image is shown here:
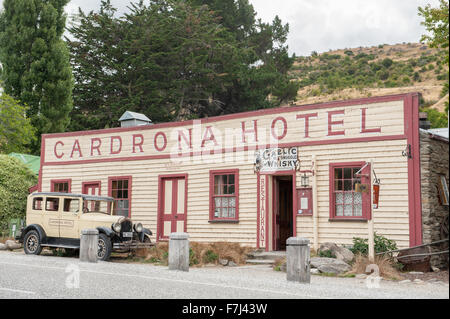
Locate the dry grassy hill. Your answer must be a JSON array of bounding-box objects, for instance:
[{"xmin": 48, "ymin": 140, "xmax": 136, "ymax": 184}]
[{"xmin": 289, "ymin": 43, "xmax": 448, "ymax": 112}]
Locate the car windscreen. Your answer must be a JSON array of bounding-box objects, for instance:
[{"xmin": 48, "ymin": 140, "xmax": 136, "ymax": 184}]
[{"xmin": 83, "ymin": 200, "xmax": 112, "ymax": 214}]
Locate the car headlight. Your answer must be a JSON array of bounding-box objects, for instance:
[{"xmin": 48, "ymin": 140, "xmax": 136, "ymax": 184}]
[
  {"xmin": 112, "ymin": 222, "xmax": 121, "ymax": 233},
  {"xmin": 134, "ymin": 223, "xmax": 143, "ymax": 233}
]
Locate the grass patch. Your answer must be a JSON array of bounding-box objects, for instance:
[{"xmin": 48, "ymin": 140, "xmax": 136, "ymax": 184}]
[
  {"xmin": 347, "ymin": 253, "xmax": 403, "ymax": 280},
  {"xmin": 127, "ymin": 242, "xmax": 253, "ymax": 267}
]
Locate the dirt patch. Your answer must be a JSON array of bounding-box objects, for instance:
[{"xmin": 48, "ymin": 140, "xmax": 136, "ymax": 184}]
[{"xmin": 401, "ymin": 270, "xmax": 449, "ymax": 283}]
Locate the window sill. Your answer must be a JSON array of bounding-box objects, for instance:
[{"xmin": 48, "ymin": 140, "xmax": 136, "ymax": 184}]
[
  {"xmin": 208, "ymin": 219, "xmax": 239, "ymax": 224},
  {"xmin": 297, "ymin": 214, "xmax": 313, "ymax": 217},
  {"xmin": 328, "ymin": 218, "xmax": 368, "ymax": 222}
]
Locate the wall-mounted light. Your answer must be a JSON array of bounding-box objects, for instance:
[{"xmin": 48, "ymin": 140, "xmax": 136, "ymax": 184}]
[
  {"xmin": 254, "ymin": 153, "xmax": 261, "ymax": 173},
  {"xmin": 301, "ymin": 173, "xmax": 309, "ymax": 188}
]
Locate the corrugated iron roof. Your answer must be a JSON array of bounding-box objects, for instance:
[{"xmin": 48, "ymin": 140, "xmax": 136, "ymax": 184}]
[{"xmin": 8, "ymin": 152, "xmax": 40, "ymax": 175}]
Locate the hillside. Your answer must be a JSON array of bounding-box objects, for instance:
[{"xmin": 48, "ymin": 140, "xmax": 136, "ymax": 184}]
[{"xmin": 289, "ymin": 43, "xmax": 449, "ymax": 114}]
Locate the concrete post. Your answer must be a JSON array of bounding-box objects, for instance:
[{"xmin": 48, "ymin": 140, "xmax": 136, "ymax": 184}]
[
  {"xmin": 286, "ymin": 237, "xmax": 310, "ymax": 283},
  {"xmin": 169, "ymin": 232, "xmax": 189, "ymax": 272},
  {"xmin": 80, "ymin": 229, "xmax": 99, "ymax": 263}
]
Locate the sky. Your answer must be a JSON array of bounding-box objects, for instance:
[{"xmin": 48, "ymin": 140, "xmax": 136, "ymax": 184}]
[{"xmin": 0, "ymin": 0, "xmax": 441, "ymax": 56}]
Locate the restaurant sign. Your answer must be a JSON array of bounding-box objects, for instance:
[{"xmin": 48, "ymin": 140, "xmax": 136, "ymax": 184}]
[{"xmin": 255, "ymin": 147, "xmax": 298, "ymax": 172}]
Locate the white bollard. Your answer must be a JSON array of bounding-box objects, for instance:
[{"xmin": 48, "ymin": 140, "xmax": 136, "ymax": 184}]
[
  {"xmin": 80, "ymin": 229, "xmax": 99, "ymax": 263},
  {"xmin": 286, "ymin": 237, "xmax": 311, "ymax": 283},
  {"xmin": 169, "ymin": 232, "xmax": 189, "ymax": 271}
]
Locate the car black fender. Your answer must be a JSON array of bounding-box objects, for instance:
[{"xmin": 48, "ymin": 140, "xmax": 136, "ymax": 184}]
[
  {"xmin": 20, "ymin": 224, "xmax": 47, "ymax": 243},
  {"xmin": 96, "ymin": 226, "xmax": 116, "ymax": 238},
  {"xmin": 140, "ymin": 228, "xmax": 152, "ymax": 242}
]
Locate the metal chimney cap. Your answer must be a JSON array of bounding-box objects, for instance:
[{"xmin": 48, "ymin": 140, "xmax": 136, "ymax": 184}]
[{"xmin": 119, "ymin": 111, "xmax": 152, "ymax": 123}]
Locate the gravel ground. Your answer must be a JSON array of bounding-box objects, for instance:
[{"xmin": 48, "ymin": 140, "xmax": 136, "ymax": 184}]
[{"xmin": 0, "ymin": 250, "xmax": 448, "ymax": 299}]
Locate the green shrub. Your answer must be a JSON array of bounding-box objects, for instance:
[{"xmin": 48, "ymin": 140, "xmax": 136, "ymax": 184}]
[
  {"xmin": 204, "ymin": 250, "xmax": 219, "ymax": 263},
  {"xmin": 0, "ymin": 155, "xmax": 38, "ymax": 234},
  {"xmin": 350, "ymin": 233, "xmax": 398, "ymax": 255},
  {"xmin": 318, "ymin": 249, "xmax": 336, "ymax": 258},
  {"xmin": 189, "ymin": 248, "xmax": 199, "ymax": 266}
]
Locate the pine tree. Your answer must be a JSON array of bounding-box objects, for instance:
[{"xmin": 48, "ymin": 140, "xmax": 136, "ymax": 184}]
[{"xmin": 0, "ymin": 0, "xmax": 73, "ymax": 154}]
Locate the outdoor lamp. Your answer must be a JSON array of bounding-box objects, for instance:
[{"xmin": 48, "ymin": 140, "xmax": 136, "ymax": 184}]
[{"xmin": 301, "ymin": 173, "xmax": 309, "ymax": 187}]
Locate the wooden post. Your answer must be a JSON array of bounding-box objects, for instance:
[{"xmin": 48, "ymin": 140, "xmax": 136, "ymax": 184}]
[
  {"xmin": 80, "ymin": 229, "xmax": 99, "ymax": 263},
  {"xmin": 312, "ymin": 155, "xmax": 319, "ymax": 251},
  {"xmin": 286, "ymin": 237, "xmax": 310, "ymax": 283},
  {"xmin": 169, "ymin": 232, "xmax": 189, "ymax": 271},
  {"xmin": 368, "ymin": 159, "xmax": 375, "ymax": 262}
]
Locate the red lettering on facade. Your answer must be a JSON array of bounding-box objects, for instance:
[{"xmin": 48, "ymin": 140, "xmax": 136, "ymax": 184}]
[
  {"xmin": 90, "ymin": 138, "xmax": 102, "ymax": 156},
  {"xmin": 271, "ymin": 117, "xmax": 287, "ymax": 140},
  {"xmin": 296, "ymin": 113, "xmax": 318, "ymax": 138},
  {"xmin": 132, "ymin": 134, "xmax": 144, "ymax": 153},
  {"xmin": 241, "ymin": 120, "xmax": 258, "ymax": 143},
  {"xmin": 360, "ymin": 108, "xmax": 381, "ymax": 133},
  {"xmin": 201, "ymin": 126, "xmax": 219, "ymax": 147},
  {"xmin": 70, "ymin": 139, "xmax": 83, "ymax": 158},
  {"xmin": 154, "ymin": 132, "xmax": 167, "ymax": 152},
  {"xmin": 177, "ymin": 129, "xmax": 192, "ymax": 150},
  {"xmin": 110, "ymin": 136, "xmax": 122, "ymax": 154},
  {"xmin": 327, "ymin": 110, "xmax": 345, "ymax": 136},
  {"xmin": 54, "ymin": 141, "xmax": 64, "ymax": 159}
]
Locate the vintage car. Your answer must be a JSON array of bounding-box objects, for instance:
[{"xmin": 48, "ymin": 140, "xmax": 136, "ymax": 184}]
[{"xmin": 17, "ymin": 192, "xmax": 154, "ymax": 260}]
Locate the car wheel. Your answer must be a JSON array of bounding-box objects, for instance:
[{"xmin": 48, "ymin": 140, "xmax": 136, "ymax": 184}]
[
  {"xmin": 97, "ymin": 233, "xmax": 112, "ymax": 261},
  {"xmin": 24, "ymin": 230, "xmax": 43, "ymax": 255}
]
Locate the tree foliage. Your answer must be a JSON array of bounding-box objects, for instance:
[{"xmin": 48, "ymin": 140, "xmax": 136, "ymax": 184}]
[
  {"xmin": 419, "ymin": 0, "xmax": 449, "ymax": 106},
  {"xmin": 0, "ymin": 0, "xmax": 74, "ymax": 154},
  {"xmin": 0, "ymin": 93, "xmax": 36, "ymax": 154},
  {"xmin": 0, "ymin": 155, "xmax": 37, "ymax": 233},
  {"xmin": 67, "ymin": 0, "xmax": 298, "ymax": 131}
]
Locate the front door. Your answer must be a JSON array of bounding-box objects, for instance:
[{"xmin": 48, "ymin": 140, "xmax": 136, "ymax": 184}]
[
  {"xmin": 273, "ymin": 177, "xmax": 293, "ymax": 250},
  {"xmin": 158, "ymin": 176, "xmax": 187, "ymax": 240}
]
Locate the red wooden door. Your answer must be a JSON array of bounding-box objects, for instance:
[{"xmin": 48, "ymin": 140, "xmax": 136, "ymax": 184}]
[
  {"xmin": 82, "ymin": 182, "xmax": 101, "ymax": 211},
  {"xmin": 158, "ymin": 176, "xmax": 187, "ymax": 240}
]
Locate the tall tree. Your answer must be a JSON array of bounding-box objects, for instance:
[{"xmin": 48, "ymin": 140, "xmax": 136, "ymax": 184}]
[
  {"xmin": 0, "ymin": 93, "xmax": 36, "ymax": 154},
  {"xmin": 419, "ymin": 0, "xmax": 449, "ymax": 113},
  {"xmin": 0, "ymin": 0, "xmax": 73, "ymax": 154},
  {"xmin": 67, "ymin": 0, "xmax": 298, "ymax": 131}
]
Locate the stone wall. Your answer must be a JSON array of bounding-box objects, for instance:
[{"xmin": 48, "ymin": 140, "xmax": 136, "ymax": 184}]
[{"xmin": 420, "ymin": 130, "xmax": 449, "ymax": 269}]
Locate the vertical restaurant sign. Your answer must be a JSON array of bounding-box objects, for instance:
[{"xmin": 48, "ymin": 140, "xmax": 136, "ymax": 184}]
[
  {"xmin": 259, "ymin": 175, "xmax": 266, "ymax": 248},
  {"xmin": 255, "ymin": 147, "xmax": 298, "ymax": 172}
]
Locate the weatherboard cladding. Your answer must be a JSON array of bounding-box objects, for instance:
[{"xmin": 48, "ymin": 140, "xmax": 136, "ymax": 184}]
[{"xmin": 39, "ymin": 93, "xmax": 422, "ymax": 249}]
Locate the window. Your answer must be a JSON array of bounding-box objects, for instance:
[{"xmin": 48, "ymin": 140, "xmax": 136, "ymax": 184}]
[
  {"xmin": 438, "ymin": 175, "xmax": 449, "ymax": 206},
  {"xmin": 63, "ymin": 199, "xmax": 80, "ymax": 213},
  {"xmin": 45, "ymin": 197, "xmax": 60, "ymax": 211},
  {"xmin": 209, "ymin": 170, "xmax": 239, "ymax": 221},
  {"xmin": 329, "ymin": 162, "xmax": 370, "ymax": 220},
  {"xmin": 32, "ymin": 197, "xmax": 43, "ymax": 210},
  {"xmin": 51, "ymin": 179, "xmax": 71, "ymax": 193},
  {"xmin": 109, "ymin": 177, "xmax": 131, "ymax": 217}
]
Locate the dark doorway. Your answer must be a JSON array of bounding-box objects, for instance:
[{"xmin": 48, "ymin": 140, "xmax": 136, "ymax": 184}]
[{"xmin": 273, "ymin": 176, "xmax": 293, "ymax": 251}]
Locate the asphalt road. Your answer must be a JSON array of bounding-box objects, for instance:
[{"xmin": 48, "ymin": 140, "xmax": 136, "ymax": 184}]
[{"xmin": 0, "ymin": 250, "xmax": 448, "ymax": 299}]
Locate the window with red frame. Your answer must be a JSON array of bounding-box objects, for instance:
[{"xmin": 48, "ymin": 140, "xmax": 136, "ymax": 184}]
[
  {"xmin": 210, "ymin": 171, "xmax": 239, "ymax": 220},
  {"xmin": 331, "ymin": 164, "xmax": 369, "ymax": 218},
  {"xmin": 52, "ymin": 181, "xmax": 69, "ymax": 193},
  {"xmin": 110, "ymin": 178, "xmax": 130, "ymax": 217}
]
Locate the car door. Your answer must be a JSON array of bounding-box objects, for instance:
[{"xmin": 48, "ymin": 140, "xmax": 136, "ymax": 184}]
[
  {"xmin": 59, "ymin": 197, "xmax": 81, "ymax": 239},
  {"xmin": 43, "ymin": 196, "xmax": 61, "ymax": 238}
]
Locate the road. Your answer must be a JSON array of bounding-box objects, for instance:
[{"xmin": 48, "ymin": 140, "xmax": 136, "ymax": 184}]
[{"xmin": 0, "ymin": 250, "xmax": 448, "ymax": 299}]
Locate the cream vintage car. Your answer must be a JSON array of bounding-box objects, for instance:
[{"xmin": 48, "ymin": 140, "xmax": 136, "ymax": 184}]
[{"xmin": 17, "ymin": 192, "xmax": 153, "ymax": 260}]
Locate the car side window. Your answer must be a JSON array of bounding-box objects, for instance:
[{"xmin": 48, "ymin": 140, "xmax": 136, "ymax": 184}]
[
  {"xmin": 63, "ymin": 199, "xmax": 80, "ymax": 213},
  {"xmin": 45, "ymin": 197, "xmax": 60, "ymax": 212},
  {"xmin": 32, "ymin": 197, "xmax": 43, "ymax": 210}
]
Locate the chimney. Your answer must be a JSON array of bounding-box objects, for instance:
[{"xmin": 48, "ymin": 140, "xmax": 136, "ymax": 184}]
[
  {"xmin": 118, "ymin": 111, "xmax": 152, "ymax": 128},
  {"xmin": 419, "ymin": 112, "xmax": 431, "ymax": 130}
]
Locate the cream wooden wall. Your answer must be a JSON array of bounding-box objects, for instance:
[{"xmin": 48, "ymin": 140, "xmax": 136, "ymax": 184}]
[{"xmin": 296, "ymin": 139, "xmax": 410, "ymax": 248}]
